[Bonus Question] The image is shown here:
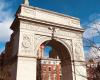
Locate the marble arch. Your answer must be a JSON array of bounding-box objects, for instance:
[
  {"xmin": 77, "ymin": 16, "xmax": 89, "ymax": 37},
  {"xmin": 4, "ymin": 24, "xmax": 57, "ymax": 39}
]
[
  {"xmin": 36, "ymin": 39, "xmax": 73, "ymax": 80},
  {"xmin": 0, "ymin": 4, "xmax": 87, "ymax": 80},
  {"xmin": 35, "ymin": 38, "xmax": 72, "ymax": 59}
]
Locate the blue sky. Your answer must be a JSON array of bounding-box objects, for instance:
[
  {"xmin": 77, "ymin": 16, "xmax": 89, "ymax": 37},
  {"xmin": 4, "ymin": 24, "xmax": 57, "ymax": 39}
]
[{"xmin": 0, "ymin": 0, "xmax": 100, "ymax": 58}]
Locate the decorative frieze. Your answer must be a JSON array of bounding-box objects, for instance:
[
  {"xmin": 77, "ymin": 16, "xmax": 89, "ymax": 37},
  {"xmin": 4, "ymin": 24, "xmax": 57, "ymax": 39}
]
[
  {"xmin": 19, "ymin": 31, "xmax": 34, "ymax": 56},
  {"xmin": 20, "ymin": 20, "xmax": 82, "ymax": 40},
  {"xmin": 55, "ymin": 28, "xmax": 82, "ymax": 39},
  {"xmin": 19, "ymin": 5, "xmax": 81, "ymax": 28},
  {"xmin": 20, "ymin": 21, "xmax": 36, "ymax": 31},
  {"xmin": 20, "ymin": 6, "xmax": 36, "ymax": 18},
  {"xmin": 74, "ymin": 40, "xmax": 84, "ymax": 61},
  {"xmin": 22, "ymin": 34, "xmax": 31, "ymax": 48}
]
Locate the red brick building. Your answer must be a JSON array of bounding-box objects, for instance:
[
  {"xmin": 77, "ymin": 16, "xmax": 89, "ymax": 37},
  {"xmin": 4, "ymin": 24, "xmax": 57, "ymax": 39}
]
[{"xmin": 37, "ymin": 59, "xmax": 61, "ymax": 80}]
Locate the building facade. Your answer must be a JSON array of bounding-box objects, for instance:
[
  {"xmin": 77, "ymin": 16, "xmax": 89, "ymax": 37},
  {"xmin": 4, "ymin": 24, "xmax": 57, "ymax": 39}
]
[{"xmin": 37, "ymin": 59, "xmax": 61, "ymax": 80}]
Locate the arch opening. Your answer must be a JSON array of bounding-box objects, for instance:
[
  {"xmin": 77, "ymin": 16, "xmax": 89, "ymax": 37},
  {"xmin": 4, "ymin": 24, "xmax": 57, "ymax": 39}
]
[{"xmin": 37, "ymin": 39, "xmax": 73, "ymax": 80}]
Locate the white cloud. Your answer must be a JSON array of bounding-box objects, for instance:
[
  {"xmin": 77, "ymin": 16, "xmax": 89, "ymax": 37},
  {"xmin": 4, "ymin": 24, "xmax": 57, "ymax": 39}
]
[
  {"xmin": 0, "ymin": 1, "xmax": 14, "ymax": 42},
  {"xmin": 83, "ymin": 14, "xmax": 100, "ymax": 61},
  {"xmin": 83, "ymin": 27, "xmax": 99, "ymax": 38},
  {"xmin": 83, "ymin": 14, "xmax": 100, "ymax": 39},
  {"xmin": 0, "ymin": 18, "xmax": 13, "ymax": 42},
  {"xmin": 0, "ymin": 1, "xmax": 14, "ymax": 53},
  {"xmin": 88, "ymin": 45, "xmax": 100, "ymax": 61}
]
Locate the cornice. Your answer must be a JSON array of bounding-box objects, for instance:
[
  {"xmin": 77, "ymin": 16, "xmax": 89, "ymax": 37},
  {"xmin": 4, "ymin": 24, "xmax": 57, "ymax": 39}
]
[
  {"xmin": 21, "ymin": 4, "xmax": 80, "ymax": 21},
  {"xmin": 18, "ymin": 14, "xmax": 84, "ymax": 32}
]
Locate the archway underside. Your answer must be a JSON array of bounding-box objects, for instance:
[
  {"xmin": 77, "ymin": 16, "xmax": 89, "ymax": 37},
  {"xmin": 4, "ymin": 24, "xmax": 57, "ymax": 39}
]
[{"xmin": 37, "ymin": 39, "xmax": 73, "ymax": 80}]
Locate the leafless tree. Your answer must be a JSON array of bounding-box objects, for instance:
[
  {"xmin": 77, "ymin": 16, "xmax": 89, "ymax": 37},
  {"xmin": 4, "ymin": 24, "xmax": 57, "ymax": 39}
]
[{"xmin": 83, "ymin": 18, "xmax": 100, "ymax": 80}]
